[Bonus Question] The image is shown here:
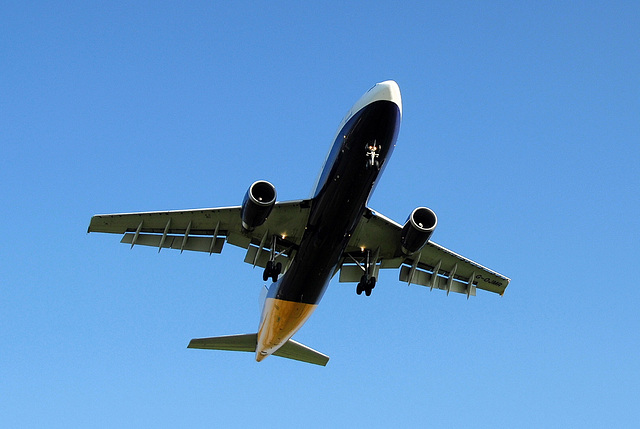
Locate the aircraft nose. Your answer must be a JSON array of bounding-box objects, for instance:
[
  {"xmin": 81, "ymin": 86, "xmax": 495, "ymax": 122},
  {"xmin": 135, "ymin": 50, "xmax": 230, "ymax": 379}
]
[
  {"xmin": 369, "ymin": 80, "xmax": 402, "ymax": 116},
  {"xmin": 376, "ymin": 80, "xmax": 399, "ymax": 94}
]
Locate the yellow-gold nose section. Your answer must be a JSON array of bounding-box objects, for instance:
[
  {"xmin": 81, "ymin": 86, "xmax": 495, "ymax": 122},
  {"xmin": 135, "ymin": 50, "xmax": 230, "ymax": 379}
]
[{"xmin": 256, "ymin": 298, "xmax": 318, "ymax": 361}]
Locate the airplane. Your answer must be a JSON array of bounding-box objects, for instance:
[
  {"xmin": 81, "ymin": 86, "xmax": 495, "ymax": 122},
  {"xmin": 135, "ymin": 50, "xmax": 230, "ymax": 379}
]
[{"xmin": 88, "ymin": 80, "xmax": 510, "ymax": 366}]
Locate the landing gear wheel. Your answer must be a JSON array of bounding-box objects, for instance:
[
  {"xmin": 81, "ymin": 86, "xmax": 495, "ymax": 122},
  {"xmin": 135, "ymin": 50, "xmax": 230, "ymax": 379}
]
[
  {"xmin": 263, "ymin": 260, "xmax": 282, "ymax": 283},
  {"xmin": 356, "ymin": 275, "xmax": 376, "ymax": 296},
  {"xmin": 365, "ymin": 276, "xmax": 376, "ymax": 296},
  {"xmin": 271, "ymin": 262, "xmax": 282, "ymax": 283},
  {"xmin": 263, "ymin": 260, "xmax": 273, "ymax": 282},
  {"xmin": 366, "ymin": 160, "xmax": 380, "ymax": 169},
  {"xmin": 356, "ymin": 276, "xmax": 376, "ymax": 296}
]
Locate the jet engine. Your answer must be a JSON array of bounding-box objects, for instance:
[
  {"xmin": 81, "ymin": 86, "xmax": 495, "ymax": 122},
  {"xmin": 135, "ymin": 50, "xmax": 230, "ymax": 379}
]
[
  {"xmin": 400, "ymin": 207, "xmax": 437, "ymax": 255},
  {"xmin": 241, "ymin": 180, "xmax": 277, "ymax": 231}
]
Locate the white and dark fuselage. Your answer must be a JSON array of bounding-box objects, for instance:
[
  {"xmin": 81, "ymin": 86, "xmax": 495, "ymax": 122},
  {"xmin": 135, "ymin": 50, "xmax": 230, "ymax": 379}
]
[
  {"xmin": 256, "ymin": 81, "xmax": 402, "ymax": 360},
  {"xmin": 88, "ymin": 80, "xmax": 509, "ymax": 365}
]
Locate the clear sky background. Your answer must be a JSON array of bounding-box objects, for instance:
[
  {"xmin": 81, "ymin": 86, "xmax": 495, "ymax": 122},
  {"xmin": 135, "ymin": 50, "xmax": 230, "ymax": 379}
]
[{"xmin": 2, "ymin": 2, "xmax": 639, "ymax": 427}]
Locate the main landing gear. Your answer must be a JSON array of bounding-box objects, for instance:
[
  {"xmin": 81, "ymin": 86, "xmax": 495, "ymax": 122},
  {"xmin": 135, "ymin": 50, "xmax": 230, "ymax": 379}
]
[
  {"xmin": 356, "ymin": 274, "xmax": 376, "ymax": 296},
  {"xmin": 262, "ymin": 235, "xmax": 282, "ymax": 283},
  {"xmin": 355, "ymin": 248, "xmax": 377, "ymax": 296},
  {"xmin": 263, "ymin": 260, "xmax": 282, "ymax": 283}
]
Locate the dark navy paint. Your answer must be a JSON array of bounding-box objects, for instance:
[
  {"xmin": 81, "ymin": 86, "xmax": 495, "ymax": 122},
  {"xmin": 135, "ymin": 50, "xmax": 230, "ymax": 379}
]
[{"xmin": 268, "ymin": 100, "xmax": 401, "ymax": 305}]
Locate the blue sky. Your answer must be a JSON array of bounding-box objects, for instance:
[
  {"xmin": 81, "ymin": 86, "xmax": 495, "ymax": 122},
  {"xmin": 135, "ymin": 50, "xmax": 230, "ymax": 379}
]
[{"xmin": 2, "ymin": 1, "xmax": 639, "ymax": 427}]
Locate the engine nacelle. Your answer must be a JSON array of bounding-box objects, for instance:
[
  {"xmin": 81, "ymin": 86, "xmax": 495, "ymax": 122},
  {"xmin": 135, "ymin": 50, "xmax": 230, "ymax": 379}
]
[
  {"xmin": 241, "ymin": 180, "xmax": 277, "ymax": 231},
  {"xmin": 401, "ymin": 207, "xmax": 438, "ymax": 255}
]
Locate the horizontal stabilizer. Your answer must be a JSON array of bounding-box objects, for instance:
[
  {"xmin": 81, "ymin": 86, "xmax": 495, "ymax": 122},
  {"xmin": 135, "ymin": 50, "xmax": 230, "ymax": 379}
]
[
  {"xmin": 188, "ymin": 334, "xmax": 257, "ymax": 352},
  {"xmin": 273, "ymin": 338, "xmax": 330, "ymax": 366},
  {"xmin": 188, "ymin": 334, "xmax": 329, "ymax": 366}
]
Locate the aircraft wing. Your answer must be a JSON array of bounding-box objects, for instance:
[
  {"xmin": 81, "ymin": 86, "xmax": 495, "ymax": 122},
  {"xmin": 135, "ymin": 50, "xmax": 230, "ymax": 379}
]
[
  {"xmin": 88, "ymin": 200, "xmax": 312, "ymax": 271},
  {"xmin": 340, "ymin": 208, "xmax": 510, "ymax": 296}
]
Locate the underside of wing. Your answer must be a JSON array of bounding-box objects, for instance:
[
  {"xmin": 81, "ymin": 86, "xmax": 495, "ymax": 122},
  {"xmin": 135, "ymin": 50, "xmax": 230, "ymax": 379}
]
[
  {"xmin": 88, "ymin": 199, "xmax": 312, "ymax": 270},
  {"xmin": 342, "ymin": 207, "xmax": 510, "ymax": 296},
  {"xmin": 403, "ymin": 241, "xmax": 510, "ymax": 296}
]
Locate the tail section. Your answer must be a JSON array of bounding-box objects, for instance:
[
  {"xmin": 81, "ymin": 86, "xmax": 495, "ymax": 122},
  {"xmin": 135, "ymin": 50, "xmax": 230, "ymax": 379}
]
[{"xmin": 188, "ymin": 334, "xmax": 329, "ymax": 366}]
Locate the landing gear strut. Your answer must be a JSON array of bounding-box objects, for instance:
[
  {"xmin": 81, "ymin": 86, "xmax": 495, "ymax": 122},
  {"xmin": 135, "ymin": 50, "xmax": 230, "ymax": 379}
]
[
  {"xmin": 355, "ymin": 248, "xmax": 377, "ymax": 296},
  {"xmin": 262, "ymin": 235, "xmax": 283, "ymax": 283},
  {"xmin": 366, "ymin": 140, "xmax": 381, "ymax": 169}
]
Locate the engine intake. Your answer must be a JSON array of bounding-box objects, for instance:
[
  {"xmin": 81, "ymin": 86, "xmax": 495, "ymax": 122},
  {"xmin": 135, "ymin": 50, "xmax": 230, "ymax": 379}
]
[
  {"xmin": 241, "ymin": 180, "xmax": 277, "ymax": 231},
  {"xmin": 401, "ymin": 207, "xmax": 437, "ymax": 255}
]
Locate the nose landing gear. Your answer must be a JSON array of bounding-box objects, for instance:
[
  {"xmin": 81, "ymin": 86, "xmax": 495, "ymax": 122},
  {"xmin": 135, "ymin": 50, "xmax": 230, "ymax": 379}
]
[{"xmin": 366, "ymin": 140, "xmax": 381, "ymax": 169}]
